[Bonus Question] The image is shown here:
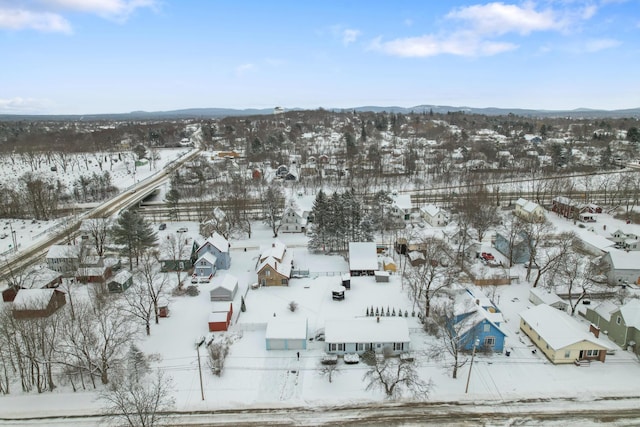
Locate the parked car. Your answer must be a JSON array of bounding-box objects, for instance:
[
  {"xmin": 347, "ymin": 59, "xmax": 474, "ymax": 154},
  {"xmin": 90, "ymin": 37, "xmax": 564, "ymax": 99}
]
[
  {"xmin": 481, "ymin": 252, "xmax": 495, "ymax": 261},
  {"xmin": 177, "ymin": 227, "xmax": 188, "ymax": 233},
  {"xmin": 159, "ymin": 223, "xmax": 167, "ymax": 230}
]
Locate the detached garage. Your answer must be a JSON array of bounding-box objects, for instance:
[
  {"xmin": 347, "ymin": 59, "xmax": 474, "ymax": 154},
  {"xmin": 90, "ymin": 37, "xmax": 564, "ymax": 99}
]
[
  {"xmin": 208, "ymin": 302, "xmax": 233, "ymax": 332},
  {"xmin": 265, "ymin": 318, "xmax": 308, "ymax": 350},
  {"xmin": 210, "ymin": 274, "xmax": 239, "ymax": 301}
]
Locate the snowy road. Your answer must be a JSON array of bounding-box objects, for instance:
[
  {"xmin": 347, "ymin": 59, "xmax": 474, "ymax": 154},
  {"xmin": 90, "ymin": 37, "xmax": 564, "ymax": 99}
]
[{"xmin": 2, "ymin": 396, "xmax": 640, "ymax": 426}]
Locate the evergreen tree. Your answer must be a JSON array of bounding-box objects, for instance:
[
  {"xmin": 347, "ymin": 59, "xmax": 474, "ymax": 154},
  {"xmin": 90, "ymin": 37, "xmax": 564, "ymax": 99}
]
[
  {"xmin": 165, "ymin": 187, "xmax": 181, "ymax": 221},
  {"xmin": 308, "ymin": 190, "xmax": 329, "ymax": 252},
  {"xmin": 111, "ymin": 209, "xmax": 158, "ymax": 270}
]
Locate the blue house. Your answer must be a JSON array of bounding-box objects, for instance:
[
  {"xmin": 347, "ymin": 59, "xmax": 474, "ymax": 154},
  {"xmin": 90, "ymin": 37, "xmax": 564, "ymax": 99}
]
[
  {"xmin": 452, "ymin": 288, "xmax": 507, "ymax": 352},
  {"xmin": 494, "ymin": 230, "xmax": 531, "ymax": 264},
  {"xmin": 195, "ymin": 232, "xmax": 231, "ymax": 270}
]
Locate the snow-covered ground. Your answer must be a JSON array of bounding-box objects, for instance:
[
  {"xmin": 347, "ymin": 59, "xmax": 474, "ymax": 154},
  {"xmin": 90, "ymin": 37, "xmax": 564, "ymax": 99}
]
[{"xmin": 3, "ymin": 219, "xmax": 640, "ymax": 423}]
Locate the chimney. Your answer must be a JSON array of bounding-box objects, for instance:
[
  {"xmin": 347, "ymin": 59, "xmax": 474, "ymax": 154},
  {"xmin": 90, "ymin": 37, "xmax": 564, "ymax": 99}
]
[
  {"xmin": 272, "ymin": 242, "xmax": 275, "ymax": 248},
  {"xmin": 376, "ymin": 316, "xmax": 380, "ymax": 323},
  {"xmin": 589, "ymin": 324, "xmax": 600, "ymax": 338},
  {"xmin": 475, "ymin": 299, "xmax": 480, "ymax": 305}
]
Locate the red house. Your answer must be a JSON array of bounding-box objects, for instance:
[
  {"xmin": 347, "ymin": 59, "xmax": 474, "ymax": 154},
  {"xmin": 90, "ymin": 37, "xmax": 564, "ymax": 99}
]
[{"xmin": 208, "ymin": 302, "xmax": 233, "ymax": 332}]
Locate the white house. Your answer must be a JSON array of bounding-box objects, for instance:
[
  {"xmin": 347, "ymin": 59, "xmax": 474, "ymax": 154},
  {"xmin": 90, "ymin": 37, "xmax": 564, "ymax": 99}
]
[
  {"xmin": 389, "ymin": 193, "xmax": 413, "ymax": 222},
  {"xmin": 528, "ymin": 287, "xmax": 568, "ymax": 311},
  {"xmin": 514, "ymin": 198, "xmax": 545, "ymax": 223},
  {"xmin": 420, "ymin": 204, "xmax": 448, "ymax": 226},
  {"xmin": 602, "ymin": 250, "xmax": 640, "ymax": 285},
  {"xmin": 324, "ymin": 317, "xmax": 410, "ymax": 355},
  {"xmin": 46, "ymin": 245, "xmax": 81, "ymax": 274},
  {"xmin": 280, "ymin": 194, "xmax": 315, "ymax": 233}
]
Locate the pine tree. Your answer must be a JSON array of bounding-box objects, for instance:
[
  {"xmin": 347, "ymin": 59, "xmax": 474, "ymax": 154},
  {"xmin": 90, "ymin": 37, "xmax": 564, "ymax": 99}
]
[
  {"xmin": 111, "ymin": 209, "xmax": 158, "ymax": 270},
  {"xmin": 308, "ymin": 190, "xmax": 329, "ymax": 252}
]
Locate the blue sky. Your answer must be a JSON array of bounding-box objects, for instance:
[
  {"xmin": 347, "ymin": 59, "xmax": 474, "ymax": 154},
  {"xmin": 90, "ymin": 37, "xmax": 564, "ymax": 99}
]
[{"xmin": 1, "ymin": 0, "xmax": 639, "ymax": 114}]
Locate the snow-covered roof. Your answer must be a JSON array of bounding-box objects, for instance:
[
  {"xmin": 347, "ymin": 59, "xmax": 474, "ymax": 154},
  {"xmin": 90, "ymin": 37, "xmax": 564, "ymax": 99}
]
[
  {"xmin": 592, "ymin": 300, "xmax": 617, "ymax": 321},
  {"xmin": 77, "ymin": 266, "xmax": 108, "ymax": 277},
  {"xmin": 216, "ymin": 274, "xmax": 238, "ymax": 292},
  {"xmin": 574, "ymin": 228, "xmax": 615, "ymax": 251},
  {"xmin": 21, "ymin": 266, "xmax": 61, "ymax": 289},
  {"xmin": 324, "ymin": 317, "xmax": 409, "ymax": 343},
  {"xmin": 212, "ymin": 302, "xmax": 232, "ymax": 313},
  {"xmin": 13, "ymin": 289, "xmax": 57, "ymax": 310},
  {"xmin": 348, "ymin": 242, "xmax": 378, "ymax": 271},
  {"xmin": 520, "ymin": 304, "xmax": 613, "ymax": 350},
  {"xmin": 619, "ymin": 299, "xmax": 640, "ymax": 329},
  {"xmin": 208, "ymin": 311, "xmax": 229, "ymax": 323},
  {"xmin": 391, "ymin": 194, "xmax": 412, "ymax": 211},
  {"xmin": 408, "ymin": 251, "xmax": 425, "ymax": 262},
  {"xmin": 260, "ymin": 240, "xmax": 287, "ymax": 262},
  {"xmin": 204, "ymin": 232, "xmax": 229, "ymax": 253},
  {"xmin": 606, "ymin": 250, "xmax": 640, "ymax": 270},
  {"xmin": 257, "ymin": 250, "xmax": 293, "ymax": 278},
  {"xmin": 265, "ymin": 318, "xmax": 308, "ymax": 340},
  {"xmin": 196, "ymin": 252, "xmax": 218, "ymax": 266},
  {"xmin": 529, "ymin": 288, "xmax": 564, "ymax": 306},
  {"xmin": 421, "ymin": 204, "xmax": 444, "ymax": 217},
  {"xmin": 515, "ymin": 198, "xmax": 541, "ymax": 214},
  {"xmin": 110, "ymin": 270, "xmax": 132, "ymax": 285},
  {"xmin": 46, "ymin": 244, "xmax": 80, "ymax": 259}
]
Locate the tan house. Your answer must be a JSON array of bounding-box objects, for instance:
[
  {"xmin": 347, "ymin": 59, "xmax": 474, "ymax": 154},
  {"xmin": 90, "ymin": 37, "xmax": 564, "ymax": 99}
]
[
  {"xmin": 257, "ymin": 241, "xmax": 292, "ymax": 286},
  {"xmin": 514, "ymin": 198, "xmax": 545, "ymax": 223},
  {"xmin": 520, "ymin": 304, "xmax": 612, "ymax": 364}
]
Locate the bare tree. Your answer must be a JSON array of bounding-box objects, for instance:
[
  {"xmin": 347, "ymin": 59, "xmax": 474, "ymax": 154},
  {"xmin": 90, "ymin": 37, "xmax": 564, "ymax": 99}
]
[
  {"xmin": 530, "ymin": 231, "xmax": 576, "ymax": 288},
  {"xmin": 404, "ymin": 237, "xmax": 455, "ymax": 318},
  {"xmin": 261, "ymin": 182, "xmax": 285, "ymax": 237},
  {"xmin": 426, "ymin": 301, "xmax": 475, "ymax": 379},
  {"xmin": 84, "ymin": 217, "xmax": 110, "ymax": 257},
  {"xmin": 122, "ymin": 281, "xmax": 154, "ymax": 336},
  {"xmin": 100, "ymin": 370, "xmax": 174, "ymax": 427},
  {"xmin": 520, "ymin": 219, "xmax": 555, "ymax": 281},
  {"xmin": 137, "ymin": 251, "xmax": 170, "ymax": 325},
  {"xmin": 207, "ymin": 336, "xmax": 232, "ymax": 376},
  {"xmin": 363, "ymin": 353, "xmax": 431, "ymax": 399},
  {"xmin": 160, "ymin": 235, "xmax": 189, "ymax": 292},
  {"xmin": 544, "ymin": 251, "xmax": 599, "ymax": 315},
  {"xmin": 318, "ymin": 362, "xmax": 340, "ymax": 384}
]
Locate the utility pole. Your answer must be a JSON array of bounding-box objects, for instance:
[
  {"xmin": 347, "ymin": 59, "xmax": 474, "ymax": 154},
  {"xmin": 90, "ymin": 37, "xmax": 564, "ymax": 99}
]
[
  {"xmin": 196, "ymin": 337, "xmax": 205, "ymax": 401},
  {"xmin": 465, "ymin": 338, "xmax": 480, "ymax": 394}
]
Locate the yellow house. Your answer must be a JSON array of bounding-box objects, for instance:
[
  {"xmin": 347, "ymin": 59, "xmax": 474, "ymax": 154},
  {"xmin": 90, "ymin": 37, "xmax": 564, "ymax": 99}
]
[
  {"xmin": 514, "ymin": 198, "xmax": 546, "ymax": 223},
  {"xmin": 257, "ymin": 241, "xmax": 292, "ymax": 286},
  {"xmin": 520, "ymin": 304, "xmax": 612, "ymax": 364}
]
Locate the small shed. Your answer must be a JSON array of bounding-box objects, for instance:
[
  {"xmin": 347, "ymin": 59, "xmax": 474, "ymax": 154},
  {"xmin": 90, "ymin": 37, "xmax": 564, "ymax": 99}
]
[
  {"xmin": 265, "ymin": 318, "xmax": 308, "ymax": 350},
  {"xmin": 158, "ymin": 298, "xmax": 170, "ymax": 318},
  {"xmin": 341, "ymin": 273, "xmax": 351, "ymax": 290},
  {"xmin": 107, "ymin": 270, "xmax": 133, "ymax": 293},
  {"xmin": 332, "ymin": 286, "xmax": 346, "ymax": 301},
  {"xmin": 375, "ymin": 271, "xmax": 390, "ymax": 283},
  {"xmin": 210, "ymin": 274, "xmax": 239, "ymax": 302},
  {"xmin": 208, "ymin": 302, "xmax": 233, "ymax": 332},
  {"xmin": 382, "ymin": 257, "xmax": 397, "ymax": 273},
  {"xmin": 408, "ymin": 251, "xmax": 426, "ymax": 267}
]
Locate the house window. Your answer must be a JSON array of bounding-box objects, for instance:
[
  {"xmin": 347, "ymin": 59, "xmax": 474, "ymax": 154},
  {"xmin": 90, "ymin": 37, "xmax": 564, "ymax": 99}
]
[
  {"xmin": 330, "ymin": 343, "xmax": 336, "ymax": 351},
  {"xmin": 266, "ymin": 270, "xmax": 271, "ymax": 277},
  {"xmin": 394, "ymin": 342, "xmax": 404, "ymax": 351},
  {"xmin": 616, "ymin": 316, "xmax": 621, "ymax": 325},
  {"xmin": 564, "ymin": 350, "xmax": 571, "ymax": 358},
  {"xmin": 484, "ymin": 337, "xmax": 495, "ymax": 347},
  {"xmin": 337, "ymin": 343, "xmax": 344, "ymax": 351},
  {"xmin": 281, "ymin": 278, "xmax": 288, "ymax": 285},
  {"xmin": 586, "ymin": 349, "xmax": 599, "ymax": 357},
  {"xmin": 357, "ymin": 343, "xmax": 364, "ymax": 351},
  {"xmin": 483, "ymin": 324, "xmax": 490, "ymax": 332}
]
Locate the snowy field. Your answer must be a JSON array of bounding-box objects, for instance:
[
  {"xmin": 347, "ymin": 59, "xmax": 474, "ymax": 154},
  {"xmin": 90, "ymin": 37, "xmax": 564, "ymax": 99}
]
[{"xmin": 2, "ymin": 219, "xmax": 640, "ymax": 424}]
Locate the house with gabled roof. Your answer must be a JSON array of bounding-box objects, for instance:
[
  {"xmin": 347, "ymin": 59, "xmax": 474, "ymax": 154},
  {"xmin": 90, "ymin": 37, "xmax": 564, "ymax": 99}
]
[
  {"xmin": 159, "ymin": 235, "xmax": 200, "ymax": 272},
  {"xmin": 389, "ymin": 193, "xmax": 413, "ymax": 222},
  {"xmin": 46, "ymin": 245, "xmax": 81, "ymax": 275},
  {"xmin": 420, "ymin": 204, "xmax": 448, "ymax": 226},
  {"xmin": 584, "ymin": 299, "xmax": 640, "ymax": 355},
  {"xmin": 194, "ymin": 252, "xmax": 217, "ymax": 279},
  {"xmin": 520, "ymin": 304, "xmax": 613, "ymax": 364},
  {"xmin": 452, "ymin": 288, "xmax": 507, "ymax": 352},
  {"xmin": 195, "ymin": 232, "xmax": 230, "ymax": 270},
  {"xmin": 2, "ymin": 266, "xmax": 63, "ymax": 303},
  {"xmin": 107, "ymin": 270, "xmax": 133, "ymax": 293},
  {"xmin": 280, "ymin": 194, "xmax": 315, "ymax": 233},
  {"xmin": 259, "ymin": 240, "xmax": 287, "ymax": 264},
  {"xmin": 514, "ymin": 198, "xmax": 545, "ymax": 223},
  {"xmin": 210, "ymin": 274, "xmax": 239, "ymax": 301},
  {"xmin": 12, "ymin": 288, "xmax": 66, "ymax": 319}
]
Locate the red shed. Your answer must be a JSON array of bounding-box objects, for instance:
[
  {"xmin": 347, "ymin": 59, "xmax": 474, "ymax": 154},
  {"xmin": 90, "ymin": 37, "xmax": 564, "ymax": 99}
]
[{"xmin": 208, "ymin": 302, "xmax": 233, "ymax": 332}]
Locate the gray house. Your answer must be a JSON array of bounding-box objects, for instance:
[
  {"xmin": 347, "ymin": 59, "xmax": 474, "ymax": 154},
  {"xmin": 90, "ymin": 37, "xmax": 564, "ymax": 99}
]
[
  {"xmin": 601, "ymin": 250, "xmax": 640, "ymax": 285},
  {"xmin": 584, "ymin": 299, "xmax": 640, "ymax": 355},
  {"xmin": 494, "ymin": 231, "xmax": 531, "ymax": 264}
]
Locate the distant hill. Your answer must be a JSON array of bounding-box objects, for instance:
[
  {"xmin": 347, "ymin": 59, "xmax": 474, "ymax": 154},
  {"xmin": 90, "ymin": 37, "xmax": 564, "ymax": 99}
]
[{"xmin": 1, "ymin": 105, "xmax": 639, "ymax": 121}]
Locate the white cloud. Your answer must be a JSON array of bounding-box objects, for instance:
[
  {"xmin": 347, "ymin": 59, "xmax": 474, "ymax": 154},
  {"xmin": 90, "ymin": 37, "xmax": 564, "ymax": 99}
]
[
  {"xmin": 0, "ymin": 97, "xmax": 52, "ymax": 113},
  {"xmin": 0, "ymin": 8, "xmax": 71, "ymax": 32},
  {"xmin": 342, "ymin": 28, "xmax": 361, "ymax": 45},
  {"xmin": 446, "ymin": 2, "xmax": 562, "ymax": 35},
  {"xmin": 236, "ymin": 63, "xmax": 255, "ymax": 76},
  {"xmin": 0, "ymin": 0, "xmax": 156, "ymax": 32},
  {"xmin": 370, "ymin": 32, "xmax": 517, "ymax": 58},
  {"xmin": 43, "ymin": 0, "xmax": 157, "ymax": 21},
  {"xmin": 584, "ymin": 38, "xmax": 620, "ymax": 51}
]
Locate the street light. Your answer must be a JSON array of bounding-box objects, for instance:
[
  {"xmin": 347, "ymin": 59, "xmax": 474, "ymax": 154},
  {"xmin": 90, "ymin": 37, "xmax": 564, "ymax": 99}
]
[
  {"xmin": 465, "ymin": 338, "xmax": 480, "ymax": 394},
  {"xmin": 196, "ymin": 337, "xmax": 205, "ymax": 401}
]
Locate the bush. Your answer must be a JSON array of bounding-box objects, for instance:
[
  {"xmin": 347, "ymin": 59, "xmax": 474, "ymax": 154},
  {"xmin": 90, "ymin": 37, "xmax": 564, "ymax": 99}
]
[
  {"xmin": 185, "ymin": 285, "xmax": 200, "ymax": 297},
  {"xmin": 289, "ymin": 301, "xmax": 298, "ymax": 312}
]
